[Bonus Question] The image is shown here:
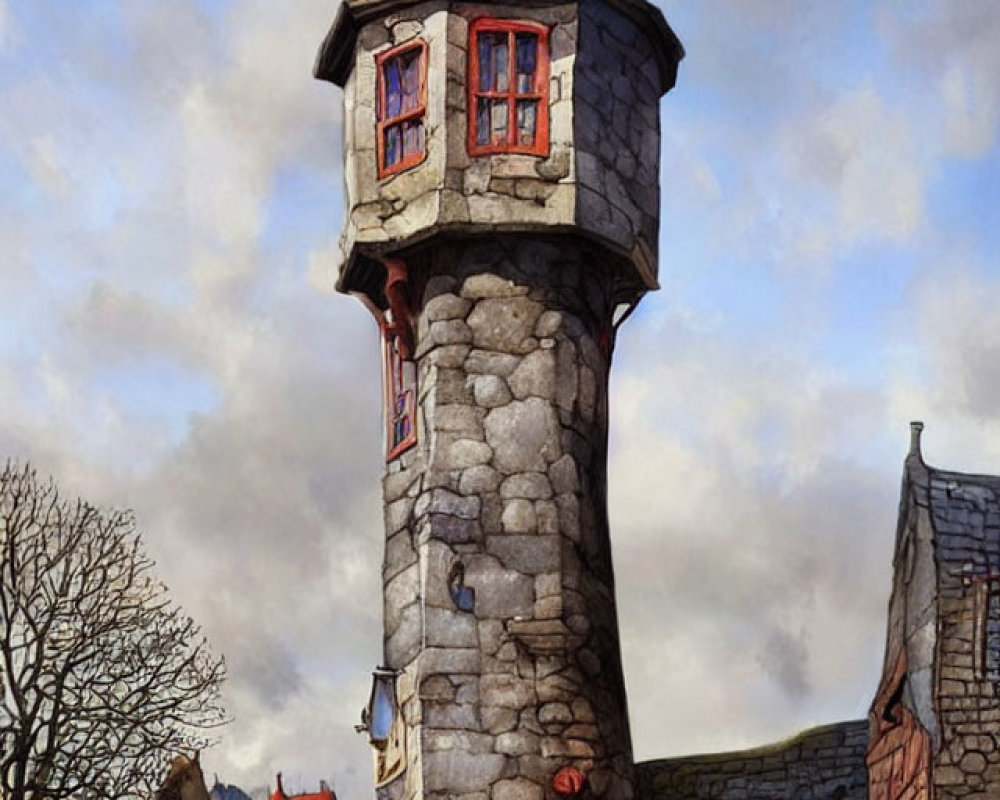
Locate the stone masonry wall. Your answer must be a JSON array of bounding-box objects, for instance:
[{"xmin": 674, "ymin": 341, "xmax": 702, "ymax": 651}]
[
  {"xmin": 635, "ymin": 720, "xmax": 869, "ymax": 800},
  {"xmin": 342, "ymin": 2, "xmax": 579, "ymax": 262},
  {"xmin": 379, "ymin": 237, "xmax": 635, "ymax": 800},
  {"xmin": 574, "ymin": 0, "xmax": 662, "ymax": 277},
  {"xmin": 337, "ymin": 0, "xmax": 666, "ymax": 293},
  {"xmin": 926, "ymin": 470, "xmax": 1000, "ymax": 799}
]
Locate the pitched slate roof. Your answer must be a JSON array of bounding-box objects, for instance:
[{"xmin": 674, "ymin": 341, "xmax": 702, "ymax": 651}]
[{"xmin": 907, "ymin": 421, "xmax": 1000, "ymax": 571}]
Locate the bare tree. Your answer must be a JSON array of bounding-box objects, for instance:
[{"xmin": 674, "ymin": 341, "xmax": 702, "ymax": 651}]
[{"xmin": 0, "ymin": 463, "xmax": 227, "ymax": 800}]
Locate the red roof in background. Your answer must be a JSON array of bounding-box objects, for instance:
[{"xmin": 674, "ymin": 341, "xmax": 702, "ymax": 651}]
[{"xmin": 269, "ymin": 774, "xmax": 336, "ymax": 800}]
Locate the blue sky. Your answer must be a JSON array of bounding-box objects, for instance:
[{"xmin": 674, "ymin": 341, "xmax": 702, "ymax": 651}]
[{"xmin": 2, "ymin": 0, "xmax": 1000, "ymax": 796}]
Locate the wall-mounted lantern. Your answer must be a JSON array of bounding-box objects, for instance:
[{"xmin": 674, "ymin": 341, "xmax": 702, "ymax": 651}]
[{"xmin": 358, "ymin": 668, "xmax": 407, "ymax": 787}]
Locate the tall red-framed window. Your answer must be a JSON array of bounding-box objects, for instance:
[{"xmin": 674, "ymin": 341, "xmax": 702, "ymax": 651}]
[
  {"xmin": 376, "ymin": 40, "xmax": 428, "ymax": 179},
  {"xmin": 382, "ymin": 329, "xmax": 417, "ymax": 461},
  {"xmin": 468, "ymin": 19, "xmax": 550, "ymax": 157}
]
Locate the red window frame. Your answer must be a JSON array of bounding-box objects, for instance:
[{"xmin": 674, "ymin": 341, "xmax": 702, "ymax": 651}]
[
  {"xmin": 467, "ymin": 18, "xmax": 550, "ymax": 157},
  {"xmin": 382, "ymin": 328, "xmax": 418, "ymax": 461},
  {"xmin": 376, "ymin": 40, "xmax": 428, "ymax": 179}
]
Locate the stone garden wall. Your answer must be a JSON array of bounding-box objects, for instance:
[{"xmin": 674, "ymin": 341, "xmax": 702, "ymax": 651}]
[{"xmin": 635, "ymin": 720, "xmax": 869, "ymax": 800}]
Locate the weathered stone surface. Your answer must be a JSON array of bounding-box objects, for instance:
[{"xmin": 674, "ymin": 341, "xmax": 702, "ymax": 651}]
[
  {"xmin": 425, "ymin": 606, "xmax": 479, "ymax": 648},
  {"xmin": 467, "ymin": 297, "xmax": 544, "ymax": 354},
  {"xmin": 549, "ymin": 455, "xmax": 579, "ymax": 494},
  {"xmin": 423, "ymin": 701, "xmax": 478, "ymax": 730},
  {"xmin": 385, "ymin": 602, "xmax": 422, "ymax": 667},
  {"xmin": 435, "ymin": 404, "xmax": 484, "ymax": 435},
  {"xmin": 385, "ymin": 497, "xmax": 413, "ymax": 534},
  {"xmin": 500, "ymin": 473, "xmax": 553, "ymax": 500},
  {"xmin": 492, "ymin": 778, "xmax": 543, "ymax": 800},
  {"xmin": 501, "ymin": 499, "xmax": 537, "ymax": 534},
  {"xmin": 465, "ymin": 349, "xmax": 521, "ymax": 376},
  {"xmin": 421, "ymin": 647, "xmax": 481, "ymax": 676},
  {"xmin": 481, "ymin": 673, "xmax": 535, "ymax": 708},
  {"xmin": 423, "ymin": 729, "xmax": 494, "ymax": 754},
  {"xmin": 426, "ymin": 292, "xmax": 473, "ymax": 321},
  {"xmin": 419, "ymin": 488, "xmax": 480, "ymax": 520},
  {"xmin": 508, "ymin": 349, "xmax": 557, "ymax": 400},
  {"xmin": 423, "ymin": 752, "xmax": 506, "ymax": 794},
  {"xmin": 459, "ymin": 465, "xmax": 502, "ymax": 495},
  {"xmin": 485, "ymin": 398, "xmax": 561, "ymax": 473},
  {"xmin": 439, "ymin": 438, "xmax": 493, "ymax": 469},
  {"xmin": 535, "ymin": 501, "xmax": 559, "ymax": 534},
  {"xmin": 483, "ymin": 706, "xmax": 519, "ymax": 734},
  {"xmin": 473, "ymin": 375, "xmax": 513, "ymax": 408},
  {"xmin": 420, "ymin": 675, "xmax": 456, "ymax": 702},
  {"xmin": 488, "ymin": 535, "xmax": 560, "ymax": 575},
  {"xmin": 428, "ymin": 319, "xmax": 474, "ymax": 347},
  {"xmin": 465, "ymin": 557, "xmax": 534, "ymax": 619},
  {"xmin": 534, "ymin": 310, "xmax": 562, "ymax": 338},
  {"xmin": 429, "ymin": 343, "xmax": 472, "ymax": 368},
  {"xmin": 539, "ymin": 702, "xmax": 574, "ymax": 725},
  {"xmin": 462, "ymin": 273, "xmax": 529, "ymax": 299},
  {"xmin": 495, "ymin": 731, "xmax": 540, "ymax": 757},
  {"xmin": 384, "ymin": 564, "xmax": 420, "ymax": 635}
]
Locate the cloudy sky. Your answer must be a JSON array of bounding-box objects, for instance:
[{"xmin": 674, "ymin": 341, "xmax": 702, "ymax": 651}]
[{"xmin": 2, "ymin": 0, "xmax": 1000, "ymax": 796}]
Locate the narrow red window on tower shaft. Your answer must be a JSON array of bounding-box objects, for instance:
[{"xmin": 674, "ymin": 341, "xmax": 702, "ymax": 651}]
[
  {"xmin": 377, "ymin": 40, "xmax": 428, "ymax": 179},
  {"xmin": 468, "ymin": 18, "xmax": 550, "ymax": 157}
]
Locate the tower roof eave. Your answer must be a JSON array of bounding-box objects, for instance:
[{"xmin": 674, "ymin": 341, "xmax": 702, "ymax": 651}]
[{"xmin": 314, "ymin": 0, "xmax": 684, "ymax": 92}]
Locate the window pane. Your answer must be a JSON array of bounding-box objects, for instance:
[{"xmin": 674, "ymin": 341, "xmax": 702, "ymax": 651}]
[
  {"xmin": 475, "ymin": 97, "xmax": 509, "ymax": 146},
  {"xmin": 385, "ymin": 124, "xmax": 402, "ymax": 167},
  {"xmin": 491, "ymin": 98, "xmax": 508, "ymax": 144},
  {"xmin": 401, "ymin": 50, "xmax": 421, "ymax": 112},
  {"xmin": 515, "ymin": 33, "xmax": 537, "ymax": 93},
  {"xmin": 476, "ymin": 97, "xmax": 490, "ymax": 146},
  {"xmin": 478, "ymin": 32, "xmax": 508, "ymax": 92},
  {"xmin": 401, "ymin": 119, "xmax": 424, "ymax": 159},
  {"xmin": 384, "ymin": 59, "xmax": 402, "ymax": 119},
  {"xmin": 516, "ymin": 99, "xmax": 537, "ymax": 147}
]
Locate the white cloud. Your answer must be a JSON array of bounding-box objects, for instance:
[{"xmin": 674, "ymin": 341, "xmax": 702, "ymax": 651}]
[
  {"xmin": 0, "ymin": 0, "xmax": 11, "ymax": 54},
  {"xmin": 780, "ymin": 87, "xmax": 924, "ymax": 246},
  {"xmin": 610, "ymin": 308, "xmax": 896, "ymax": 759},
  {"xmin": 879, "ymin": 0, "xmax": 1000, "ymax": 160}
]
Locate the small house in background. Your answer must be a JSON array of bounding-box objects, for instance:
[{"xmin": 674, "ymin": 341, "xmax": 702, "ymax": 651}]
[
  {"xmin": 268, "ymin": 774, "xmax": 336, "ymax": 800},
  {"xmin": 209, "ymin": 776, "xmax": 253, "ymax": 800}
]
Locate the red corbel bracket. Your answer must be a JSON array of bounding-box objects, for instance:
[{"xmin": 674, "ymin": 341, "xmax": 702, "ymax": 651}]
[{"xmin": 382, "ymin": 257, "xmax": 414, "ymax": 360}]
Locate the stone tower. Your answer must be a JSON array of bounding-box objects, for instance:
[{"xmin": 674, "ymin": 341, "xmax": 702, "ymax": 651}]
[{"xmin": 315, "ymin": 3, "xmax": 682, "ymax": 799}]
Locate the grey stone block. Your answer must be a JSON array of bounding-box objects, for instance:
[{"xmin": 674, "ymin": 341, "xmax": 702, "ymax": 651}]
[
  {"xmin": 485, "ymin": 398, "xmax": 561, "ymax": 474},
  {"xmin": 460, "ymin": 465, "xmax": 503, "ymax": 495},
  {"xmin": 488, "ymin": 535, "xmax": 560, "ymax": 575},
  {"xmin": 492, "ymin": 777, "xmax": 543, "ymax": 800},
  {"xmin": 468, "ymin": 297, "xmax": 544, "ymax": 354},
  {"xmin": 474, "ymin": 375, "xmax": 514, "ymax": 408},
  {"xmin": 501, "ymin": 473, "xmax": 553, "ymax": 500},
  {"xmin": 465, "ymin": 349, "xmax": 522, "ymax": 377},
  {"xmin": 422, "ymin": 752, "xmax": 507, "ymax": 793},
  {"xmin": 508, "ymin": 349, "xmax": 557, "ymax": 401}
]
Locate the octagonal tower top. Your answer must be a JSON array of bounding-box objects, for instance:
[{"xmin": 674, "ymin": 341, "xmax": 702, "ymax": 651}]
[{"xmin": 314, "ymin": 0, "xmax": 684, "ymax": 311}]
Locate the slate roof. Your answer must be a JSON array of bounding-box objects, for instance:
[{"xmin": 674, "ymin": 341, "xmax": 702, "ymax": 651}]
[
  {"xmin": 313, "ymin": 0, "xmax": 684, "ymax": 91},
  {"xmin": 907, "ymin": 422, "xmax": 1000, "ymax": 572}
]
